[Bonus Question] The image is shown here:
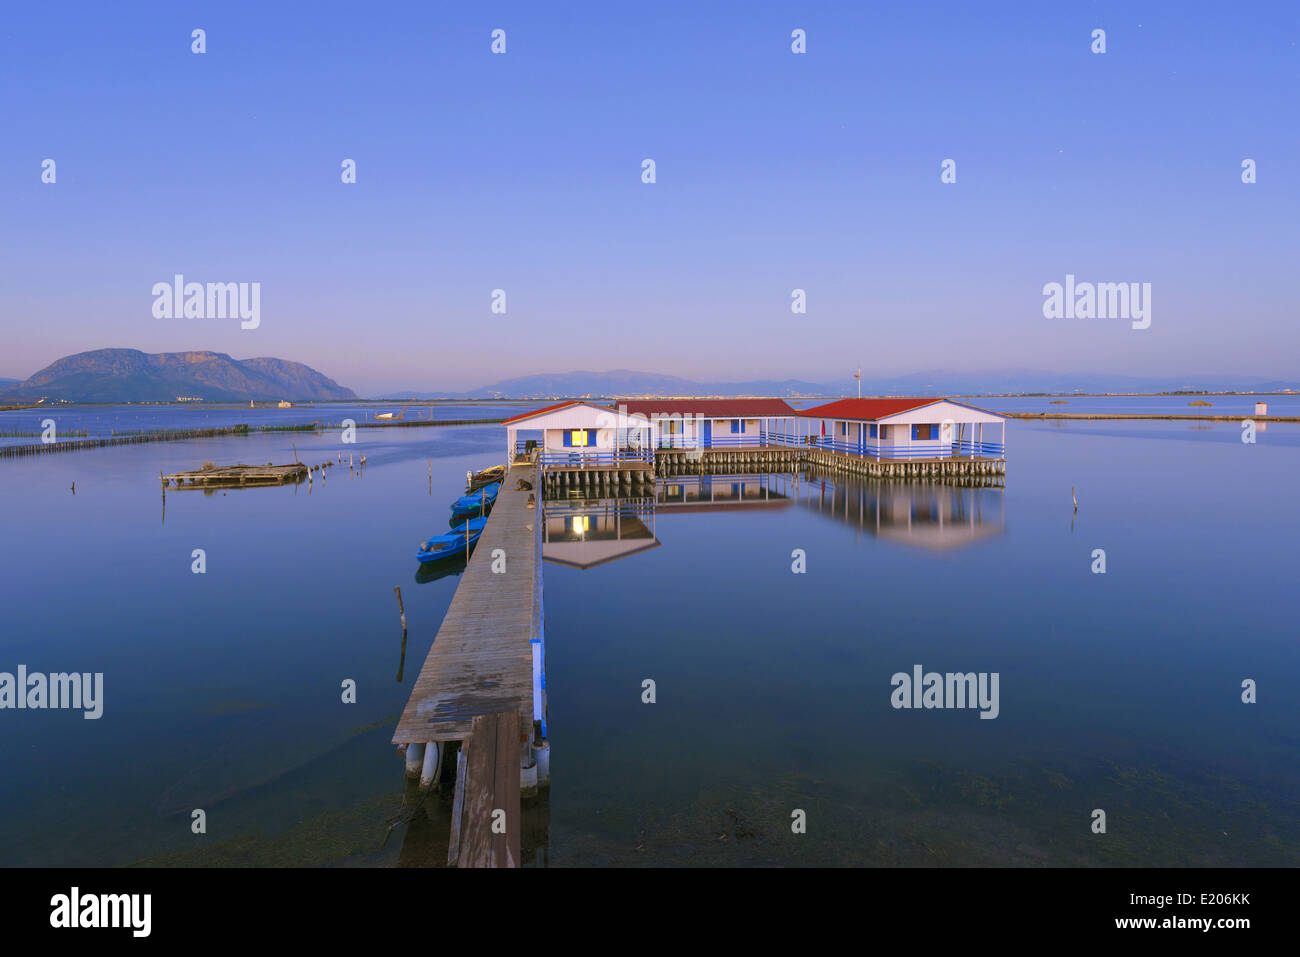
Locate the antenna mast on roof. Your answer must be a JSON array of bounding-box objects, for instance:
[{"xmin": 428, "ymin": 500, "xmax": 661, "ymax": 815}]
[{"xmin": 853, "ymin": 366, "xmax": 862, "ymax": 398}]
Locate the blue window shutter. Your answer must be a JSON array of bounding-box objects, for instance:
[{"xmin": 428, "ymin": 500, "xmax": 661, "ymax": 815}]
[
  {"xmin": 731, "ymin": 419, "xmax": 740, "ymax": 434},
  {"xmin": 870, "ymin": 424, "xmax": 877, "ymax": 438},
  {"xmin": 911, "ymin": 424, "xmax": 918, "ymax": 440},
  {"xmin": 563, "ymin": 430, "xmax": 572, "ymax": 447}
]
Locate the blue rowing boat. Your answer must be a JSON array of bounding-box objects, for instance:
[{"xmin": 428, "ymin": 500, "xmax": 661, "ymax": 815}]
[
  {"xmin": 417, "ymin": 517, "xmax": 487, "ymax": 562},
  {"xmin": 449, "ymin": 481, "xmax": 500, "ymax": 519}
]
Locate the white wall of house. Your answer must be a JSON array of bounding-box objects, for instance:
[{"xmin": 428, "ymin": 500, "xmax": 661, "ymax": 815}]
[
  {"xmin": 542, "ymin": 427, "xmax": 615, "ymax": 452},
  {"xmin": 880, "ymin": 401, "xmax": 1004, "ymax": 427},
  {"xmin": 709, "ymin": 417, "xmax": 762, "ymax": 441},
  {"xmin": 879, "ymin": 402, "xmax": 1005, "ymax": 456},
  {"xmin": 652, "ymin": 415, "xmax": 781, "ymax": 446}
]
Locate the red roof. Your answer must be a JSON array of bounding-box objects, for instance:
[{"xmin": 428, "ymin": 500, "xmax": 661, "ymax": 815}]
[
  {"xmin": 797, "ymin": 398, "xmax": 941, "ymax": 420},
  {"xmin": 620, "ymin": 398, "xmax": 795, "ymax": 417},
  {"xmin": 501, "ymin": 400, "xmax": 613, "ymax": 424}
]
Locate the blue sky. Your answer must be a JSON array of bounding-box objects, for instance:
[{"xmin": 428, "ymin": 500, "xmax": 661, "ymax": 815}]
[{"xmin": 2, "ymin": 1, "xmax": 1296, "ymax": 394}]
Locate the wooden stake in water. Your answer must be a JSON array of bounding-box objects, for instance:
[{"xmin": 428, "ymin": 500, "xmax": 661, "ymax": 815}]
[{"xmin": 394, "ymin": 586, "xmax": 408, "ymax": 682}]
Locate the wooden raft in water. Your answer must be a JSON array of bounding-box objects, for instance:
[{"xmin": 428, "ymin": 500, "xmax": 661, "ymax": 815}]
[{"xmin": 162, "ymin": 462, "xmax": 310, "ymax": 488}]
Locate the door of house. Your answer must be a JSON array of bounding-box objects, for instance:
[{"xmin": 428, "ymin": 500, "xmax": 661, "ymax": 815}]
[{"xmin": 703, "ymin": 420, "xmax": 712, "ymax": 448}]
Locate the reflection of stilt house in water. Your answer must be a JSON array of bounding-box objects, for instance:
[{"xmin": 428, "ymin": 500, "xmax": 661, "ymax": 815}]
[
  {"xmin": 656, "ymin": 473, "xmax": 795, "ymax": 511},
  {"xmin": 539, "ymin": 475, "xmax": 797, "ymax": 568},
  {"xmin": 542, "ymin": 498, "xmax": 660, "ymax": 569},
  {"xmin": 798, "ymin": 471, "xmax": 1005, "ymax": 550}
]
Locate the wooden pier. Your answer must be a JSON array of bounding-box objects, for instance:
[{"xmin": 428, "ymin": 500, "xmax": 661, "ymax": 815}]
[{"xmin": 394, "ymin": 463, "xmax": 545, "ymax": 867}]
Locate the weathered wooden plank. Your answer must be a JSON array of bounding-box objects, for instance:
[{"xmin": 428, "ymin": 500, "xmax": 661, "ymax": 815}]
[
  {"xmin": 456, "ymin": 711, "xmax": 520, "ymax": 868},
  {"xmin": 493, "ymin": 710, "xmax": 521, "ymax": 867},
  {"xmin": 447, "ymin": 748, "xmax": 468, "ymax": 866}
]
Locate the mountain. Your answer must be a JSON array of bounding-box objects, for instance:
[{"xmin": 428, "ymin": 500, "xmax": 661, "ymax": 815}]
[
  {"xmin": 375, "ymin": 368, "xmax": 1298, "ymax": 400},
  {"xmin": 3, "ymin": 349, "xmax": 357, "ymax": 402}
]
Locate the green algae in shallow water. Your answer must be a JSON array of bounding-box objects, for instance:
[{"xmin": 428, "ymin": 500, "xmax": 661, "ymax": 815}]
[
  {"xmin": 154, "ymin": 710, "xmax": 403, "ymax": 817},
  {"xmin": 555, "ymin": 750, "xmax": 1300, "ymax": 867},
  {"xmin": 133, "ymin": 793, "xmax": 405, "ymax": 867}
]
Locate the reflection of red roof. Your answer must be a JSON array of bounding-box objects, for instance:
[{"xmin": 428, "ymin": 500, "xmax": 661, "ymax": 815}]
[
  {"xmin": 798, "ymin": 398, "xmax": 940, "ymax": 420},
  {"xmin": 620, "ymin": 399, "xmax": 795, "ymax": 417},
  {"xmin": 502, "ymin": 400, "xmax": 613, "ymax": 424}
]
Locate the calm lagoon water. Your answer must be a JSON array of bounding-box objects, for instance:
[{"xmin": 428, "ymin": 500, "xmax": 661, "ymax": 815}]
[
  {"xmin": 0, "ymin": 414, "xmax": 1297, "ymax": 866},
  {"xmin": 0, "ymin": 401, "xmax": 531, "ymax": 448},
  {"xmin": 4, "ymin": 393, "xmax": 1296, "ymax": 448}
]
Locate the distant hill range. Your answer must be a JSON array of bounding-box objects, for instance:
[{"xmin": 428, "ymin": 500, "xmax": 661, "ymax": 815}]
[
  {"xmin": 1, "ymin": 349, "xmax": 357, "ymax": 403},
  {"xmin": 377, "ymin": 368, "xmax": 1298, "ymax": 400}
]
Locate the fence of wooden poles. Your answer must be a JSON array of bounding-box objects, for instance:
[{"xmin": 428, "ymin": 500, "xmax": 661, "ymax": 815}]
[
  {"xmin": 0, "ymin": 417, "xmax": 509, "ymax": 460},
  {"xmin": 0, "ymin": 426, "xmax": 265, "ymax": 459}
]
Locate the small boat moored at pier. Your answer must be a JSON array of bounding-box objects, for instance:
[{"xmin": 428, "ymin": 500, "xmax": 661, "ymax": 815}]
[
  {"xmin": 450, "ymin": 482, "xmax": 500, "ymax": 519},
  {"xmin": 418, "ymin": 517, "xmax": 487, "ymax": 563}
]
